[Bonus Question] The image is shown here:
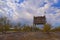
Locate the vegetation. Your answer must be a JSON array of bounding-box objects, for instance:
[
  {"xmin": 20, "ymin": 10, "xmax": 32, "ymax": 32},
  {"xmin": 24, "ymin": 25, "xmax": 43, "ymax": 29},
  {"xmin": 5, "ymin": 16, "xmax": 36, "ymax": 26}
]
[
  {"xmin": 0, "ymin": 17, "xmax": 10, "ymax": 32},
  {"xmin": 51, "ymin": 26, "xmax": 60, "ymax": 32},
  {"xmin": 43, "ymin": 24, "xmax": 51, "ymax": 32},
  {"xmin": 0, "ymin": 16, "xmax": 60, "ymax": 33}
]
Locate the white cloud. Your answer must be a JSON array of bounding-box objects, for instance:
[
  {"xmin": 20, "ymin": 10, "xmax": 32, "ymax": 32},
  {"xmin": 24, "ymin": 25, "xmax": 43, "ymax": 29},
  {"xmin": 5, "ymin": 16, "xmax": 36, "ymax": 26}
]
[
  {"xmin": 54, "ymin": 0, "xmax": 58, "ymax": 3},
  {"xmin": 0, "ymin": 0, "xmax": 60, "ymax": 26}
]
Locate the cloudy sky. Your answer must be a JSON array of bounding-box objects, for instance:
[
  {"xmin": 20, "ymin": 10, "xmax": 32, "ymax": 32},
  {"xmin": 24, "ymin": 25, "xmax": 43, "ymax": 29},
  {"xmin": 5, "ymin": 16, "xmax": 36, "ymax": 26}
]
[{"xmin": 0, "ymin": 0, "xmax": 60, "ymax": 26}]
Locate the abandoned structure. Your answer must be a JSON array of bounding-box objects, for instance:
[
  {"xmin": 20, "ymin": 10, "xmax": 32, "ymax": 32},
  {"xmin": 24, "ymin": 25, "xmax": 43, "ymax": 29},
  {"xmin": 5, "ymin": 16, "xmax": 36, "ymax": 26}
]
[{"xmin": 33, "ymin": 16, "xmax": 46, "ymax": 26}]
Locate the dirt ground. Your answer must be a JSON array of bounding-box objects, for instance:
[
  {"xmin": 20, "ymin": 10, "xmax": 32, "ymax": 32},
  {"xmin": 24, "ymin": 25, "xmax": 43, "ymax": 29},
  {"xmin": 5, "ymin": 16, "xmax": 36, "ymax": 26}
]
[{"xmin": 0, "ymin": 32, "xmax": 60, "ymax": 40}]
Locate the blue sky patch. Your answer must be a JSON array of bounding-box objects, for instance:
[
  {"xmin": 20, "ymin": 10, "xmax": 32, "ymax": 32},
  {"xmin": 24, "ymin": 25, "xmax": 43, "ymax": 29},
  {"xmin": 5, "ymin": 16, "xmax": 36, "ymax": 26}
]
[
  {"xmin": 15, "ymin": 0, "xmax": 24, "ymax": 4},
  {"xmin": 52, "ymin": 0, "xmax": 60, "ymax": 9}
]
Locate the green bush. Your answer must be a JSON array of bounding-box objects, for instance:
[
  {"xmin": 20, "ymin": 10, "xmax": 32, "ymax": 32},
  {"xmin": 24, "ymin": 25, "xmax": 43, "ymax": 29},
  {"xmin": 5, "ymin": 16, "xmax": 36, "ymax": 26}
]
[
  {"xmin": 21, "ymin": 25, "xmax": 41, "ymax": 32},
  {"xmin": 22, "ymin": 26, "xmax": 32, "ymax": 32},
  {"xmin": 0, "ymin": 17, "xmax": 11, "ymax": 32},
  {"xmin": 52, "ymin": 27, "xmax": 60, "ymax": 32},
  {"xmin": 43, "ymin": 24, "xmax": 51, "ymax": 32}
]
